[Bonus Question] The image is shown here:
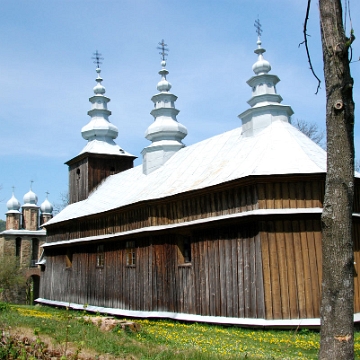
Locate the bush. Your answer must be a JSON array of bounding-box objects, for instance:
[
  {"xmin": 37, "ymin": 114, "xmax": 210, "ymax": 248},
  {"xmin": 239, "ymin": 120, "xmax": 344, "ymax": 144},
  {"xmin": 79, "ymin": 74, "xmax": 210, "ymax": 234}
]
[
  {"xmin": 0, "ymin": 302, "xmax": 10, "ymax": 312},
  {"xmin": 0, "ymin": 256, "xmax": 26, "ymax": 303}
]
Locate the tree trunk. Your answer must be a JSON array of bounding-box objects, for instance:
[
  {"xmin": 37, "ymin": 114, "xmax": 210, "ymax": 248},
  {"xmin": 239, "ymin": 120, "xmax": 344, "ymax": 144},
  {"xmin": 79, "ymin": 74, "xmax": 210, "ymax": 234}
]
[{"xmin": 319, "ymin": 0, "xmax": 355, "ymax": 359}]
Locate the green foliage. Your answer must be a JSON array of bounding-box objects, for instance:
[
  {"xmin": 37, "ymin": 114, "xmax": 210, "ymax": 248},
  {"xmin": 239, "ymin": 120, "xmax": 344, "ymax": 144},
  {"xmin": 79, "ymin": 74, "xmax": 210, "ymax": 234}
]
[
  {"xmin": 0, "ymin": 219, "xmax": 5, "ymax": 232},
  {"xmin": 0, "ymin": 301, "xmax": 10, "ymax": 312},
  {"xmin": 0, "ymin": 256, "xmax": 26, "ymax": 302},
  {"xmin": 3, "ymin": 304, "xmax": 360, "ymax": 359},
  {"xmin": 0, "ymin": 305, "xmax": 330, "ymax": 359}
]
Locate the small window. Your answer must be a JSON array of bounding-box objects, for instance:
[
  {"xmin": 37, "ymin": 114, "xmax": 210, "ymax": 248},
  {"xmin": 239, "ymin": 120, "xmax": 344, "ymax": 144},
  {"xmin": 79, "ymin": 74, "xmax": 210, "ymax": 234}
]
[
  {"xmin": 30, "ymin": 238, "xmax": 39, "ymax": 267},
  {"xmin": 178, "ymin": 236, "xmax": 192, "ymax": 265},
  {"xmin": 96, "ymin": 245, "xmax": 105, "ymax": 268},
  {"xmin": 65, "ymin": 249, "xmax": 73, "ymax": 269},
  {"xmin": 15, "ymin": 238, "xmax": 21, "ymax": 258},
  {"xmin": 126, "ymin": 241, "xmax": 136, "ymax": 266},
  {"xmin": 183, "ymin": 238, "xmax": 191, "ymax": 263}
]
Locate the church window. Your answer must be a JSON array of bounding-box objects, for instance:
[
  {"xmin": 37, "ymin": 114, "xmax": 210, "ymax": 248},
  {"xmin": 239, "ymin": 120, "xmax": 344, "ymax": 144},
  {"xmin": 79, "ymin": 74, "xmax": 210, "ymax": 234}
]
[
  {"xmin": 96, "ymin": 244, "xmax": 105, "ymax": 268},
  {"xmin": 65, "ymin": 248, "xmax": 73, "ymax": 269},
  {"xmin": 30, "ymin": 238, "xmax": 39, "ymax": 267},
  {"xmin": 15, "ymin": 238, "xmax": 21, "ymax": 264},
  {"xmin": 15, "ymin": 238, "xmax": 21, "ymax": 257},
  {"xmin": 178, "ymin": 236, "xmax": 192, "ymax": 265},
  {"xmin": 126, "ymin": 241, "xmax": 136, "ymax": 266}
]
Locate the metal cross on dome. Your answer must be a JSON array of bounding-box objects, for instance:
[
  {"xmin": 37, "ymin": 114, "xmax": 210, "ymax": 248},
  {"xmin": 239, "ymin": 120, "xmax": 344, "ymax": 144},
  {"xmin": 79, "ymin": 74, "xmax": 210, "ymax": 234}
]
[
  {"xmin": 157, "ymin": 39, "xmax": 169, "ymax": 61},
  {"xmin": 92, "ymin": 50, "xmax": 104, "ymax": 68},
  {"xmin": 254, "ymin": 18, "xmax": 262, "ymax": 37}
]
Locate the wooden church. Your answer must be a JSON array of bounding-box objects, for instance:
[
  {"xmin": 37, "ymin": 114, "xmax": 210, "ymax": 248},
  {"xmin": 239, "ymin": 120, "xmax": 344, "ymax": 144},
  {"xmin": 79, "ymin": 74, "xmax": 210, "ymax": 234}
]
[{"xmin": 37, "ymin": 37, "xmax": 360, "ymax": 327}]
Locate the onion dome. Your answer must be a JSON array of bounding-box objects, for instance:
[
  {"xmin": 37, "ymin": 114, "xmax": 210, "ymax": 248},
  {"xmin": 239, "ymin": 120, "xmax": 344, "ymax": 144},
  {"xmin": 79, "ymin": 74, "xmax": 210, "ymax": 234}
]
[
  {"xmin": 252, "ymin": 38, "xmax": 271, "ymax": 75},
  {"xmin": 157, "ymin": 61, "xmax": 172, "ymax": 92},
  {"xmin": 40, "ymin": 193, "xmax": 53, "ymax": 214},
  {"xmin": 6, "ymin": 189, "xmax": 21, "ymax": 212},
  {"xmin": 93, "ymin": 68, "xmax": 106, "ymax": 95},
  {"xmin": 23, "ymin": 187, "xmax": 38, "ymax": 205}
]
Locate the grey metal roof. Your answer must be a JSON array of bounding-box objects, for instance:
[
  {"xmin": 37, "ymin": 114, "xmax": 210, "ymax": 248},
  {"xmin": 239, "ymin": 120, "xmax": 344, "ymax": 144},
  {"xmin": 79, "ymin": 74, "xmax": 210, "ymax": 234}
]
[{"xmin": 46, "ymin": 120, "xmax": 329, "ymax": 225}]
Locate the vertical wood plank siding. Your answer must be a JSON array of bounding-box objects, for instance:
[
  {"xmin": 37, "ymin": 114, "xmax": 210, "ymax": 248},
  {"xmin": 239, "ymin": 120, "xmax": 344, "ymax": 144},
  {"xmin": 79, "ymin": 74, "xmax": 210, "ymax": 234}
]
[
  {"xmin": 354, "ymin": 220, "xmax": 360, "ymax": 314},
  {"xmin": 68, "ymin": 155, "xmax": 134, "ymax": 204},
  {"xmin": 46, "ymin": 179, "xmax": 325, "ymax": 243},
  {"xmin": 41, "ymin": 225, "xmax": 266, "ymax": 319},
  {"xmin": 42, "ymin": 218, "xmax": 351, "ymax": 320},
  {"xmin": 259, "ymin": 220, "xmax": 323, "ymax": 319},
  {"xmin": 40, "ymin": 177, "xmax": 360, "ymax": 320}
]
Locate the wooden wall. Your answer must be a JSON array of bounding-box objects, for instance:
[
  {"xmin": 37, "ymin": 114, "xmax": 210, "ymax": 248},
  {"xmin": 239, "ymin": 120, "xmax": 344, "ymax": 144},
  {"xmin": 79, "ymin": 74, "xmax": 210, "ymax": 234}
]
[
  {"xmin": 46, "ymin": 176, "xmax": 326, "ymax": 243},
  {"xmin": 260, "ymin": 219, "xmax": 322, "ymax": 320},
  {"xmin": 67, "ymin": 154, "xmax": 134, "ymax": 204},
  {"xmin": 41, "ymin": 176, "xmax": 360, "ymax": 321},
  {"xmin": 41, "ymin": 224, "xmax": 265, "ymax": 319},
  {"xmin": 353, "ymin": 220, "xmax": 360, "ymax": 314},
  {"xmin": 68, "ymin": 157, "xmax": 88, "ymax": 204}
]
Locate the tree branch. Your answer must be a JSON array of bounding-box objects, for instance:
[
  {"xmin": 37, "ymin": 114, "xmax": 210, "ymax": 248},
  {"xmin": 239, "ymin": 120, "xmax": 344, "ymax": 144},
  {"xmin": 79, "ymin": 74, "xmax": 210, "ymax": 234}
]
[{"xmin": 299, "ymin": 0, "xmax": 322, "ymax": 94}]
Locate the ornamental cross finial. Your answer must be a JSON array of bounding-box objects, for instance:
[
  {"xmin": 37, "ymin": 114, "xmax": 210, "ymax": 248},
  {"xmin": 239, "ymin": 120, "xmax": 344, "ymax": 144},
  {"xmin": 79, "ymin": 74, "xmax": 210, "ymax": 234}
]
[
  {"xmin": 254, "ymin": 18, "xmax": 262, "ymax": 37},
  {"xmin": 45, "ymin": 191, "xmax": 49, "ymax": 198},
  {"xmin": 92, "ymin": 50, "xmax": 104, "ymax": 68},
  {"xmin": 157, "ymin": 39, "xmax": 169, "ymax": 61}
]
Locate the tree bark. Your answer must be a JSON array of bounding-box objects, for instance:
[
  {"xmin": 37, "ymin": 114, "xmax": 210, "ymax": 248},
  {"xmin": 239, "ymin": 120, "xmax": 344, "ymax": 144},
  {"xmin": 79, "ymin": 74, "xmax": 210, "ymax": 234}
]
[{"xmin": 319, "ymin": 0, "xmax": 355, "ymax": 359}]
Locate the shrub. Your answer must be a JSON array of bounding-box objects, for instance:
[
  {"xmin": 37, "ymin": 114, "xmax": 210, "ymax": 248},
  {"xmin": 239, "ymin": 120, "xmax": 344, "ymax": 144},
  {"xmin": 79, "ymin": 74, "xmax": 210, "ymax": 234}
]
[{"xmin": 0, "ymin": 256, "xmax": 27, "ymax": 303}]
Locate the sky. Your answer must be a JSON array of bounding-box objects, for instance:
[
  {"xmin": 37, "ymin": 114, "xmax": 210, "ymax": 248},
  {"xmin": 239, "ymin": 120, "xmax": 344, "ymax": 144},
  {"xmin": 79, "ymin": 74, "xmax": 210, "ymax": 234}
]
[{"xmin": 1, "ymin": 0, "xmax": 360, "ymax": 219}]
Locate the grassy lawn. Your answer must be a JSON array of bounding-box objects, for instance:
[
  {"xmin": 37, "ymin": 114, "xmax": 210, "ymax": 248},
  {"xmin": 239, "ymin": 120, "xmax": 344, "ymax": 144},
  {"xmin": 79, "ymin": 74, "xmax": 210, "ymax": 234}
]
[{"xmin": 0, "ymin": 303, "xmax": 359, "ymax": 359}]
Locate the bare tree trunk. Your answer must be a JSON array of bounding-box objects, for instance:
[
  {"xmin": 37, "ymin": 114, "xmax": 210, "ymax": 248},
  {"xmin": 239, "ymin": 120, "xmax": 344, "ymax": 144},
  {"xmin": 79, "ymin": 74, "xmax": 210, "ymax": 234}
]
[{"xmin": 319, "ymin": 0, "xmax": 355, "ymax": 359}]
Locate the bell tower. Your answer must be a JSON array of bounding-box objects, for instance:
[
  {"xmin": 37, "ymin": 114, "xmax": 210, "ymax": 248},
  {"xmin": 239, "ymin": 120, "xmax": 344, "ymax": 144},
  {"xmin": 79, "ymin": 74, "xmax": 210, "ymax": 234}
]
[{"xmin": 67, "ymin": 52, "xmax": 136, "ymax": 204}]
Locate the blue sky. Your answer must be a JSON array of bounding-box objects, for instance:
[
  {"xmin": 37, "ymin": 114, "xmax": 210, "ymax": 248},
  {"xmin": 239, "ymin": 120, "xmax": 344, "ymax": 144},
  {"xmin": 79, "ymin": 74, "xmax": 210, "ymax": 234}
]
[{"xmin": 1, "ymin": 0, "xmax": 360, "ymax": 219}]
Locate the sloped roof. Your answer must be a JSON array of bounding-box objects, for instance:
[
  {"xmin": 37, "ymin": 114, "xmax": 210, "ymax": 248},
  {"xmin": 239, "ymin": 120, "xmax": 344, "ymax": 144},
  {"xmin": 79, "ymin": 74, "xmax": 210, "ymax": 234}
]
[
  {"xmin": 46, "ymin": 120, "xmax": 328, "ymax": 225},
  {"xmin": 78, "ymin": 139, "xmax": 135, "ymax": 157}
]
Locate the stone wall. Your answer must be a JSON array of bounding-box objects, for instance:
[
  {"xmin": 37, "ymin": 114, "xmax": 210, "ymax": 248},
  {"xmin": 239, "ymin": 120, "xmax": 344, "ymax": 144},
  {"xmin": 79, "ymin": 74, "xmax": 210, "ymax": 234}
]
[{"xmin": 0, "ymin": 234, "xmax": 45, "ymax": 304}]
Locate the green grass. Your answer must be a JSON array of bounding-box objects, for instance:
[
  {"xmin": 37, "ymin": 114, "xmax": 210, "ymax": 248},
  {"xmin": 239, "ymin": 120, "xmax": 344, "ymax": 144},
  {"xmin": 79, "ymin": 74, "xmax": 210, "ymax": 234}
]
[{"xmin": 0, "ymin": 303, "xmax": 359, "ymax": 359}]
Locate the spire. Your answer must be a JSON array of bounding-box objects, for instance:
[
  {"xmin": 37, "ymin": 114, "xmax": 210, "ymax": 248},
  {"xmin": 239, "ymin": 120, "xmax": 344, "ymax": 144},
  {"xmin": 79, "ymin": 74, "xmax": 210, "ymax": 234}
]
[
  {"xmin": 252, "ymin": 19, "xmax": 271, "ymax": 75},
  {"xmin": 81, "ymin": 54, "xmax": 118, "ymax": 144},
  {"xmin": 141, "ymin": 40, "xmax": 188, "ymax": 175},
  {"xmin": 238, "ymin": 22, "xmax": 293, "ymax": 137},
  {"xmin": 79, "ymin": 52, "xmax": 133, "ymax": 156},
  {"xmin": 156, "ymin": 40, "xmax": 172, "ymax": 92}
]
